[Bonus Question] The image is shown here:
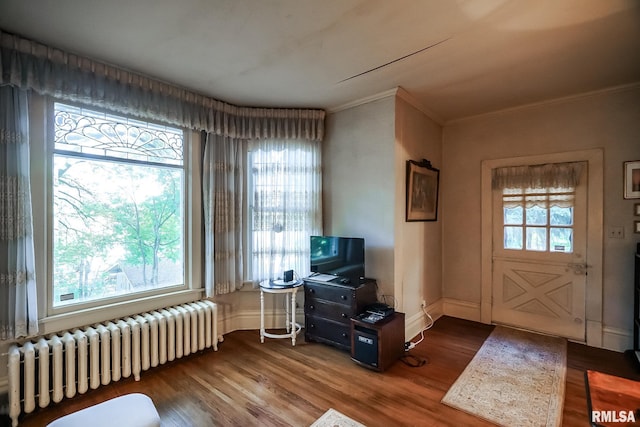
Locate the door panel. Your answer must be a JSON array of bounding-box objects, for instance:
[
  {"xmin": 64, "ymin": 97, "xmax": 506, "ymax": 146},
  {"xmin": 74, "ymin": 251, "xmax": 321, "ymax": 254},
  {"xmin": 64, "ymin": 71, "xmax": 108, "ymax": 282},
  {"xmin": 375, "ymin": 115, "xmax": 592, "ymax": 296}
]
[
  {"xmin": 492, "ymin": 258, "xmax": 585, "ymax": 339},
  {"xmin": 491, "ymin": 163, "xmax": 587, "ymax": 341}
]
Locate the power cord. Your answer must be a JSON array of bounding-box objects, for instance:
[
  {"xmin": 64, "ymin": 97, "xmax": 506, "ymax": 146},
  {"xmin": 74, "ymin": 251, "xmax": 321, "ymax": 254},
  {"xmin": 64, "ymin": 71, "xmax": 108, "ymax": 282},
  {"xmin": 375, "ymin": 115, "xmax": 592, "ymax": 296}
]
[
  {"xmin": 401, "ymin": 302, "xmax": 434, "ymax": 367},
  {"xmin": 404, "ymin": 302, "xmax": 434, "ymax": 350}
]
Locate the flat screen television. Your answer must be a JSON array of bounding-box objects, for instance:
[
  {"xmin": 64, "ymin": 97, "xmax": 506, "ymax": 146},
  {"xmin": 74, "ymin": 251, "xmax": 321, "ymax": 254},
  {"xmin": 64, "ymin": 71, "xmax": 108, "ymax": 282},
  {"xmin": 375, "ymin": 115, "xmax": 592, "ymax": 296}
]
[{"xmin": 310, "ymin": 235, "xmax": 365, "ymax": 280}]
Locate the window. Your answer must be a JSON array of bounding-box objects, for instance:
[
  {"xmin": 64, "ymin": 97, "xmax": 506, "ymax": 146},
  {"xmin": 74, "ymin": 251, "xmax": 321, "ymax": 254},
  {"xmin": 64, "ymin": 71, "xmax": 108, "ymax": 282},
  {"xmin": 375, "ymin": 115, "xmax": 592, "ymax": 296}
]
[
  {"xmin": 249, "ymin": 140, "xmax": 321, "ymax": 282},
  {"xmin": 502, "ymin": 187, "xmax": 574, "ymax": 253},
  {"xmin": 52, "ymin": 102, "xmax": 186, "ymax": 307}
]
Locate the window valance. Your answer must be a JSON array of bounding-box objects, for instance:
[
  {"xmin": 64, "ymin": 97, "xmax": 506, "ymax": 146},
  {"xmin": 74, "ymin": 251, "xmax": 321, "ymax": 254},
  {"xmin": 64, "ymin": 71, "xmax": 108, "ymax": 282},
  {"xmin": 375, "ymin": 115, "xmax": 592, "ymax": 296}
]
[
  {"xmin": 492, "ymin": 161, "xmax": 584, "ymax": 190},
  {"xmin": 0, "ymin": 30, "xmax": 324, "ymax": 141}
]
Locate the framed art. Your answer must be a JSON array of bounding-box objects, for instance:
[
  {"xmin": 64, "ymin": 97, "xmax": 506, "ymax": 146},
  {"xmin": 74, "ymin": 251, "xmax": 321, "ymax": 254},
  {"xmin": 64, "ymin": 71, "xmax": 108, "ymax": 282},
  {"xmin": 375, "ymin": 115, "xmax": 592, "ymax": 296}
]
[
  {"xmin": 635, "ymin": 203, "xmax": 640, "ymax": 216},
  {"xmin": 406, "ymin": 159, "xmax": 439, "ymax": 221},
  {"xmin": 623, "ymin": 160, "xmax": 640, "ymax": 199},
  {"xmin": 635, "ymin": 221, "xmax": 640, "ymax": 234}
]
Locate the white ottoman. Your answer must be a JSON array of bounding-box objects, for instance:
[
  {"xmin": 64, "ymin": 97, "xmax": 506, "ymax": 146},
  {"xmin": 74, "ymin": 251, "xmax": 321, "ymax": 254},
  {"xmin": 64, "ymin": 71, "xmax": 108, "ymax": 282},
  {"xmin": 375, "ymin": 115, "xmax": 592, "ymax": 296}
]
[{"xmin": 46, "ymin": 393, "xmax": 160, "ymax": 427}]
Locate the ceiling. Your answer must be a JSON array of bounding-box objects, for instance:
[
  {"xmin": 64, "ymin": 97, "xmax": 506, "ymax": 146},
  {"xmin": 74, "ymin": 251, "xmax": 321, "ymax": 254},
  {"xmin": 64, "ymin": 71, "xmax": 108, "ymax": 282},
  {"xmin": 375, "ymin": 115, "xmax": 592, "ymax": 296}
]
[{"xmin": 1, "ymin": 0, "xmax": 639, "ymax": 122}]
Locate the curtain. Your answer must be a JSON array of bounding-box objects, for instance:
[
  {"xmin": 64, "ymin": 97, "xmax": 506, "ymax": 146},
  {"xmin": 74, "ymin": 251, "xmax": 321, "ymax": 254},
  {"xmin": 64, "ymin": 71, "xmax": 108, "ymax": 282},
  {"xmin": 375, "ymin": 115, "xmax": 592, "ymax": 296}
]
[
  {"xmin": 0, "ymin": 85, "xmax": 38, "ymax": 340},
  {"xmin": 202, "ymin": 133, "xmax": 247, "ymax": 297},
  {"xmin": 250, "ymin": 138, "xmax": 322, "ymax": 283},
  {"xmin": 0, "ymin": 30, "xmax": 324, "ymax": 140},
  {"xmin": 493, "ymin": 161, "xmax": 585, "ymax": 208},
  {"xmin": 492, "ymin": 162, "xmax": 584, "ymax": 191}
]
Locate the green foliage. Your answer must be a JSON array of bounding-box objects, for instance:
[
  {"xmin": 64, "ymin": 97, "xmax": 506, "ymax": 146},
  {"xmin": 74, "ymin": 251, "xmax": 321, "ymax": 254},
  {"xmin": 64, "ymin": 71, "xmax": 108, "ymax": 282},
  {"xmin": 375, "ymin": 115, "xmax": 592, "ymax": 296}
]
[{"xmin": 53, "ymin": 156, "xmax": 183, "ymax": 303}]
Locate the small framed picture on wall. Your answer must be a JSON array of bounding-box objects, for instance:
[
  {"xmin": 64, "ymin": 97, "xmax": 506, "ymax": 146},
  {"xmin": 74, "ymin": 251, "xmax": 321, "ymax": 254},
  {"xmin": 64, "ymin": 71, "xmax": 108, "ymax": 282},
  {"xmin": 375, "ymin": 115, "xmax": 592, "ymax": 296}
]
[
  {"xmin": 623, "ymin": 160, "xmax": 640, "ymax": 199},
  {"xmin": 406, "ymin": 159, "xmax": 439, "ymax": 222},
  {"xmin": 635, "ymin": 203, "xmax": 640, "ymax": 216},
  {"xmin": 635, "ymin": 221, "xmax": 640, "ymax": 234}
]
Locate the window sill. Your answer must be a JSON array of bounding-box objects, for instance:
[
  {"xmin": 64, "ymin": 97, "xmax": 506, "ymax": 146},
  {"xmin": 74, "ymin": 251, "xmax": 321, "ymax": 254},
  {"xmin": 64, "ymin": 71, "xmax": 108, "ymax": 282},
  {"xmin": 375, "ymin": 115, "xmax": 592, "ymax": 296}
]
[{"xmin": 39, "ymin": 288, "xmax": 204, "ymax": 335}]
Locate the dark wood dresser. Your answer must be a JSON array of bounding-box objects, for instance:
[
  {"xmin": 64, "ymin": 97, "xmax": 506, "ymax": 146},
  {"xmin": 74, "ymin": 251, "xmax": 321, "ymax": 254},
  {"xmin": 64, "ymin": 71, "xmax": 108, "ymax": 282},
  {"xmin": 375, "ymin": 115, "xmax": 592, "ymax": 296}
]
[{"xmin": 303, "ymin": 278, "xmax": 377, "ymax": 351}]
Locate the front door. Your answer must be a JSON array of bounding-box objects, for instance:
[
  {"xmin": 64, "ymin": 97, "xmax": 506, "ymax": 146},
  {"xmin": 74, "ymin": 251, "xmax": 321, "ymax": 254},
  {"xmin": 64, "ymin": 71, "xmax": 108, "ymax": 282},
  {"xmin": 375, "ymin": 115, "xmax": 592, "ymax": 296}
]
[{"xmin": 491, "ymin": 164, "xmax": 587, "ymax": 340}]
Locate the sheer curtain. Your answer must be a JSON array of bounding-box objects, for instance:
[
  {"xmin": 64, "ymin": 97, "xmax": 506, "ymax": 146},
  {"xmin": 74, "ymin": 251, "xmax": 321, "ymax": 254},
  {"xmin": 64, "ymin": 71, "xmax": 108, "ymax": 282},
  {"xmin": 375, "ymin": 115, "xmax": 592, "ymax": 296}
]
[
  {"xmin": 0, "ymin": 85, "xmax": 38, "ymax": 339},
  {"xmin": 493, "ymin": 162, "xmax": 585, "ymax": 208},
  {"xmin": 250, "ymin": 138, "xmax": 322, "ymax": 283},
  {"xmin": 202, "ymin": 133, "xmax": 248, "ymax": 297}
]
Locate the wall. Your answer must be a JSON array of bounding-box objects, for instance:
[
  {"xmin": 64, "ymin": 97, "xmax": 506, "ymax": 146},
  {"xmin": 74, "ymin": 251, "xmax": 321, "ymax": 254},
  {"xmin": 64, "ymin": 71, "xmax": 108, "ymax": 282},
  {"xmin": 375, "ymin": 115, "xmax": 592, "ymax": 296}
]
[
  {"xmin": 323, "ymin": 91, "xmax": 443, "ymax": 341},
  {"xmin": 394, "ymin": 94, "xmax": 443, "ymax": 325},
  {"xmin": 442, "ymin": 84, "xmax": 640, "ymax": 349},
  {"xmin": 324, "ymin": 96, "xmax": 396, "ymax": 299}
]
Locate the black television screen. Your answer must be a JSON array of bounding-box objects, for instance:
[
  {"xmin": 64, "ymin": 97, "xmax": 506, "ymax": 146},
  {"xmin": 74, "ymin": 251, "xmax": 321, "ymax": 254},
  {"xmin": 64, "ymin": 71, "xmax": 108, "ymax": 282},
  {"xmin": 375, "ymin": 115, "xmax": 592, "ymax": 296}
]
[{"xmin": 310, "ymin": 235, "xmax": 365, "ymax": 279}]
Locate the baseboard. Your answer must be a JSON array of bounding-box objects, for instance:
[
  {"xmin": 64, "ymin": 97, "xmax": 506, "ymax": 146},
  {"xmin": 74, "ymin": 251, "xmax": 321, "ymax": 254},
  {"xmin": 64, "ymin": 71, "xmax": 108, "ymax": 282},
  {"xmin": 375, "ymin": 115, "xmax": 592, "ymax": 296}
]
[
  {"xmin": 405, "ymin": 300, "xmax": 443, "ymax": 341},
  {"xmin": 602, "ymin": 326, "xmax": 633, "ymax": 353},
  {"xmin": 218, "ymin": 308, "xmax": 305, "ymax": 335},
  {"xmin": 442, "ymin": 298, "xmax": 481, "ymax": 322}
]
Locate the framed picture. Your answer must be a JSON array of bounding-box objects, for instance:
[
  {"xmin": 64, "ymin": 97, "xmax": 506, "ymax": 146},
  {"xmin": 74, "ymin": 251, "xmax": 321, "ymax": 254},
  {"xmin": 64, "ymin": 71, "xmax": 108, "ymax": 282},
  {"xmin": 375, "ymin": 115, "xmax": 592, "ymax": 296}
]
[
  {"xmin": 406, "ymin": 159, "xmax": 439, "ymax": 222},
  {"xmin": 635, "ymin": 221, "xmax": 640, "ymax": 234},
  {"xmin": 635, "ymin": 203, "xmax": 640, "ymax": 216},
  {"xmin": 623, "ymin": 160, "xmax": 640, "ymax": 199}
]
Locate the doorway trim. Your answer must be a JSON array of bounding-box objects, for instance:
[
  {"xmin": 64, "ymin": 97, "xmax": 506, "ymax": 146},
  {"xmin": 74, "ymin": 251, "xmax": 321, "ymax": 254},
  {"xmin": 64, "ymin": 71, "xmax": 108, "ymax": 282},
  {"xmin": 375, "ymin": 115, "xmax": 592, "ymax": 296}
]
[{"xmin": 480, "ymin": 149, "xmax": 603, "ymax": 346}]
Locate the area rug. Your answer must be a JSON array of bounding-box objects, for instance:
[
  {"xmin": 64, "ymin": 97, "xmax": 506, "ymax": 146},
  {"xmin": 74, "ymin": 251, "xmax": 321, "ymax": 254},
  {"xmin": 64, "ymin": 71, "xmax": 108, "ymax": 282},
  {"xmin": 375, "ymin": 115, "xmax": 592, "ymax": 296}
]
[
  {"xmin": 310, "ymin": 408, "xmax": 366, "ymax": 427},
  {"xmin": 441, "ymin": 325, "xmax": 567, "ymax": 427}
]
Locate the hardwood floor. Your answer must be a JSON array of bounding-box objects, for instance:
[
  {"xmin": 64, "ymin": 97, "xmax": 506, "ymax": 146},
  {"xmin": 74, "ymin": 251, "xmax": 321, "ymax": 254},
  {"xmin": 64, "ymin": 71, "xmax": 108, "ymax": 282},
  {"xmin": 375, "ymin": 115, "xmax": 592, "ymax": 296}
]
[{"xmin": 11, "ymin": 316, "xmax": 640, "ymax": 427}]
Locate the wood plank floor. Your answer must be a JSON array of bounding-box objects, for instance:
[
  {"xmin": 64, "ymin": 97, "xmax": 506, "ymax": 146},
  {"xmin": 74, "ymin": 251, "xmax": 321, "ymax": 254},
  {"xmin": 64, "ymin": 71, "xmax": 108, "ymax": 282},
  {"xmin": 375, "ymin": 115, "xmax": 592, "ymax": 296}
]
[{"xmin": 10, "ymin": 316, "xmax": 640, "ymax": 427}]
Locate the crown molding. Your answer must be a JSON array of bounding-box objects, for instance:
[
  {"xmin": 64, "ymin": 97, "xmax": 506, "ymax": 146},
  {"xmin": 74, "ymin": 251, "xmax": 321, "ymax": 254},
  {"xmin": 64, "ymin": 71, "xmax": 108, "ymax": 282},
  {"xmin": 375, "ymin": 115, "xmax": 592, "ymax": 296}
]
[
  {"xmin": 395, "ymin": 86, "xmax": 444, "ymax": 125},
  {"xmin": 447, "ymin": 82, "xmax": 640, "ymax": 125},
  {"xmin": 327, "ymin": 88, "xmax": 398, "ymax": 114}
]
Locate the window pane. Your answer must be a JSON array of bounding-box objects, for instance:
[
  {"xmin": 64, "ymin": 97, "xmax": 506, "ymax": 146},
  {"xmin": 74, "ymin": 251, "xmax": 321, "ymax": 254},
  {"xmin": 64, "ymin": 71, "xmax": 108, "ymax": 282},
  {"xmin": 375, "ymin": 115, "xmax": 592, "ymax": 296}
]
[
  {"xmin": 526, "ymin": 227, "xmax": 547, "ymax": 251},
  {"xmin": 550, "ymin": 206, "xmax": 573, "ymax": 225},
  {"xmin": 53, "ymin": 156, "xmax": 184, "ymax": 306},
  {"xmin": 504, "ymin": 226, "xmax": 523, "ymax": 250},
  {"xmin": 550, "ymin": 228, "xmax": 573, "ymax": 252},
  {"xmin": 503, "ymin": 206, "xmax": 523, "ymax": 225},
  {"xmin": 55, "ymin": 103, "xmax": 183, "ymax": 165},
  {"xmin": 526, "ymin": 205, "xmax": 547, "ymax": 225}
]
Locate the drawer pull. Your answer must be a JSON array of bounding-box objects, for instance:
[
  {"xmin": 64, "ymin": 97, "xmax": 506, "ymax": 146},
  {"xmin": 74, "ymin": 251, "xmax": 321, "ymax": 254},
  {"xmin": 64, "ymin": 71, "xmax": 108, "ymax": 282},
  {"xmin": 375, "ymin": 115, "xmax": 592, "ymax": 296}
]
[
  {"xmin": 309, "ymin": 305, "xmax": 315, "ymax": 310},
  {"xmin": 341, "ymin": 333, "xmax": 347, "ymax": 338},
  {"xmin": 309, "ymin": 289, "xmax": 315, "ymax": 294},
  {"xmin": 340, "ymin": 295, "xmax": 347, "ymax": 300},
  {"xmin": 341, "ymin": 313, "xmax": 347, "ymax": 318}
]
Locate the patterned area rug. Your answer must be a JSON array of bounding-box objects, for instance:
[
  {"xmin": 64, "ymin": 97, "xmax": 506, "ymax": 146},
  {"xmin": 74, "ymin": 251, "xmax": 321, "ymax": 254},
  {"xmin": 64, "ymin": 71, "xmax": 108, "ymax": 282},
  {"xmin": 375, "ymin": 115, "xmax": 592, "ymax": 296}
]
[
  {"xmin": 442, "ymin": 325, "xmax": 567, "ymax": 427},
  {"xmin": 310, "ymin": 408, "xmax": 366, "ymax": 427}
]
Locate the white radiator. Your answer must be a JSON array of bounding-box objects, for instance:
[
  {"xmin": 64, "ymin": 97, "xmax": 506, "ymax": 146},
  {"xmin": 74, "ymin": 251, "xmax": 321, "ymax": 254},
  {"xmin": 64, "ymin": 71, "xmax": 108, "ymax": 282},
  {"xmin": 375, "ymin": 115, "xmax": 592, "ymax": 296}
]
[{"xmin": 7, "ymin": 300, "xmax": 218, "ymax": 427}]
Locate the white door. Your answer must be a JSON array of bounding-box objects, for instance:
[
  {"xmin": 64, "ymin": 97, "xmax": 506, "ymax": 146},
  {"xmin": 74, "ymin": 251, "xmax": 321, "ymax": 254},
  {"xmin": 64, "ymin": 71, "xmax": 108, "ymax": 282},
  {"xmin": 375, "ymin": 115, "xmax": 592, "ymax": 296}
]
[{"xmin": 491, "ymin": 164, "xmax": 587, "ymax": 340}]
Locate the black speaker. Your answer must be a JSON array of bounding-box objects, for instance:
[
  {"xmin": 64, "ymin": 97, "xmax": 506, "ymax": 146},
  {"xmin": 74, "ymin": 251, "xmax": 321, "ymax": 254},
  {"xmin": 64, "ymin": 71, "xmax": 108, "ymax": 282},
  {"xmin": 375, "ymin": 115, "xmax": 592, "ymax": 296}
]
[
  {"xmin": 284, "ymin": 270, "xmax": 294, "ymax": 282},
  {"xmin": 352, "ymin": 325, "xmax": 378, "ymax": 368}
]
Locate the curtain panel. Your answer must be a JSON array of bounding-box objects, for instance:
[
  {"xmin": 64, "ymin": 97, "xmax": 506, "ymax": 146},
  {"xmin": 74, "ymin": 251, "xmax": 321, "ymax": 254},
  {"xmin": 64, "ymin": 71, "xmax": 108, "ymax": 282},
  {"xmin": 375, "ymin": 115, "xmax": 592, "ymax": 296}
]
[
  {"xmin": 0, "ymin": 30, "xmax": 325, "ymax": 141},
  {"xmin": 202, "ymin": 133, "xmax": 248, "ymax": 297},
  {"xmin": 0, "ymin": 85, "xmax": 38, "ymax": 340},
  {"xmin": 250, "ymin": 138, "xmax": 322, "ymax": 284}
]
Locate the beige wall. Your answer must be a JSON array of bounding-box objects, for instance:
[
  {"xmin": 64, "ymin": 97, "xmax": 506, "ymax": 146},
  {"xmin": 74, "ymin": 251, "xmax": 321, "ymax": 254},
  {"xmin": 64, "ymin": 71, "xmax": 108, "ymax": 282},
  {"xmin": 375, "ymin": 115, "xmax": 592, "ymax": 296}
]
[
  {"xmin": 324, "ymin": 96, "xmax": 396, "ymax": 299},
  {"xmin": 442, "ymin": 85, "xmax": 640, "ymax": 345},
  {"xmin": 394, "ymin": 95, "xmax": 443, "ymax": 316},
  {"xmin": 323, "ymin": 92, "xmax": 443, "ymax": 342}
]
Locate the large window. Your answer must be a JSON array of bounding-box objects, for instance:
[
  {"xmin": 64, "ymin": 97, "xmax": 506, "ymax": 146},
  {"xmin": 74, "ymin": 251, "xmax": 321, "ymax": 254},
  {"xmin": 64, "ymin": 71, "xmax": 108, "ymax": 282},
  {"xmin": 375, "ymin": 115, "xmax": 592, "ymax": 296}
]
[
  {"xmin": 52, "ymin": 102, "xmax": 185, "ymax": 307},
  {"xmin": 249, "ymin": 140, "xmax": 321, "ymax": 282}
]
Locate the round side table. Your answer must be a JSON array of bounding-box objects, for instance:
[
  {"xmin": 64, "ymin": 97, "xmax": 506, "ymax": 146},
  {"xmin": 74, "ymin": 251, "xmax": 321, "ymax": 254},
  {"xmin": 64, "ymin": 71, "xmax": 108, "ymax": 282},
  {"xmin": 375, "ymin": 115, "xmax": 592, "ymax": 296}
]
[{"xmin": 259, "ymin": 280, "xmax": 304, "ymax": 346}]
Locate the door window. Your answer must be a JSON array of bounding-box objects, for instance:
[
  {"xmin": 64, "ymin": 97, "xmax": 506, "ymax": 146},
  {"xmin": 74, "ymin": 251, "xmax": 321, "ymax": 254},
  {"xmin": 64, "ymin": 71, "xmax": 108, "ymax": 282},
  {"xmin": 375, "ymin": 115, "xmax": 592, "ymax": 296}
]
[{"xmin": 502, "ymin": 188, "xmax": 574, "ymax": 253}]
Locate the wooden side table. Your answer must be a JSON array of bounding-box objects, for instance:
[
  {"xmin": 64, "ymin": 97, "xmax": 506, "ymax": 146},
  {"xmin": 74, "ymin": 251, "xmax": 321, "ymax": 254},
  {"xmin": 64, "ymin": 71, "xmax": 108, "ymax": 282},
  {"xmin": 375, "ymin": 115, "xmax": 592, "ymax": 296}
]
[{"xmin": 259, "ymin": 280, "xmax": 303, "ymax": 346}]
